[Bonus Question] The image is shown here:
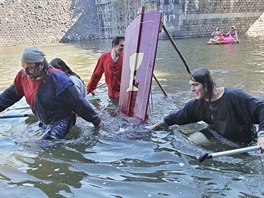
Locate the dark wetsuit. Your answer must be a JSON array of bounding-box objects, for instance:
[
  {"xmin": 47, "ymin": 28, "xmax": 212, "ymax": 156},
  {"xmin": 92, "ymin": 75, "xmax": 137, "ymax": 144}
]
[
  {"xmin": 0, "ymin": 68, "xmax": 101, "ymax": 139},
  {"xmin": 163, "ymin": 87, "xmax": 264, "ymax": 144}
]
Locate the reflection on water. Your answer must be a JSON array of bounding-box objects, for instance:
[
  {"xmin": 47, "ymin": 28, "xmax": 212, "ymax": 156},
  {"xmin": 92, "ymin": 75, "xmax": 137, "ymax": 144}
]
[
  {"xmin": 0, "ymin": 36, "xmax": 264, "ymax": 197},
  {"xmin": 0, "ymin": 44, "xmax": 102, "ymax": 90}
]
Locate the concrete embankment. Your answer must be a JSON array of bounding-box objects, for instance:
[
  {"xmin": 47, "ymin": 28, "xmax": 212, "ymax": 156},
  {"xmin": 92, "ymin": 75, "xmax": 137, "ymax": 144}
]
[{"xmin": 0, "ymin": 0, "xmax": 263, "ymax": 47}]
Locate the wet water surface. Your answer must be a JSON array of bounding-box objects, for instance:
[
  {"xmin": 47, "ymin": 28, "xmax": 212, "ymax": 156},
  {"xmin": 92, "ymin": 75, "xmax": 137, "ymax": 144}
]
[{"xmin": 0, "ymin": 36, "xmax": 264, "ymax": 197}]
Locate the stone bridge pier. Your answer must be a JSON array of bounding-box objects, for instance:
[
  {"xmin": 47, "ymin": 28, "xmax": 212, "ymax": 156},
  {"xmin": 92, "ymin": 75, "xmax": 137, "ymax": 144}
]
[{"xmin": 0, "ymin": 0, "xmax": 263, "ymax": 47}]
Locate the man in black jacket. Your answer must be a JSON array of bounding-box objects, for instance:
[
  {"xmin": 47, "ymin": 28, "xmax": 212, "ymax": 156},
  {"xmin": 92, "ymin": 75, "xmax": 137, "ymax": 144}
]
[{"xmin": 146, "ymin": 67, "xmax": 264, "ymax": 152}]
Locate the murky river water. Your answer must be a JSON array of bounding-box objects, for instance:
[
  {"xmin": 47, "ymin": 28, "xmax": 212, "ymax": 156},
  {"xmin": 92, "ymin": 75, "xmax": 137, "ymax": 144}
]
[{"xmin": 0, "ymin": 36, "xmax": 264, "ymax": 197}]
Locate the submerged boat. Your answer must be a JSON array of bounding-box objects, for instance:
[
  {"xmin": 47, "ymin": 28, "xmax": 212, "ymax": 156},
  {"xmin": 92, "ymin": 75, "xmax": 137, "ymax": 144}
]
[{"xmin": 207, "ymin": 37, "xmax": 239, "ymax": 45}]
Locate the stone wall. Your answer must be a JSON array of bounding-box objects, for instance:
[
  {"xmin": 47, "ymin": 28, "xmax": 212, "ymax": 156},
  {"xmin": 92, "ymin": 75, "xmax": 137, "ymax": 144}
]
[
  {"xmin": 0, "ymin": 0, "xmax": 263, "ymax": 47},
  {"xmin": 0, "ymin": 0, "xmax": 72, "ymax": 47},
  {"xmin": 0, "ymin": 0, "xmax": 98, "ymax": 47},
  {"xmin": 158, "ymin": 0, "xmax": 264, "ymax": 38},
  {"xmin": 246, "ymin": 12, "xmax": 264, "ymax": 37},
  {"xmin": 60, "ymin": 0, "xmax": 99, "ymax": 42}
]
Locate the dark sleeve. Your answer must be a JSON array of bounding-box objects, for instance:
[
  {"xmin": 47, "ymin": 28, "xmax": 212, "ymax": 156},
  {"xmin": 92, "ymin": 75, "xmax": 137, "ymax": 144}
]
[
  {"xmin": 0, "ymin": 84, "xmax": 23, "ymax": 112},
  {"xmin": 62, "ymin": 85, "xmax": 101, "ymax": 126},
  {"xmin": 249, "ymin": 98, "xmax": 264, "ymax": 132},
  {"xmin": 164, "ymin": 99, "xmax": 203, "ymax": 126},
  {"xmin": 258, "ymin": 105, "xmax": 264, "ymax": 132},
  {"xmin": 241, "ymin": 93, "xmax": 264, "ymax": 132},
  {"xmin": 229, "ymin": 89, "xmax": 264, "ymax": 131}
]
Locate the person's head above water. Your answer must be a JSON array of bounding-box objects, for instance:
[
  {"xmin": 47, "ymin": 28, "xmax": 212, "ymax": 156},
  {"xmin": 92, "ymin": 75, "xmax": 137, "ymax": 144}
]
[
  {"xmin": 21, "ymin": 47, "xmax": 49, "ymax": 79},
  {"xmin": 188, "ymin": 67, "xmax": 215, "ymax": 101},
  {"xmin": 50, "ymin": 58, "xmax": 80, "ymax": 79}
]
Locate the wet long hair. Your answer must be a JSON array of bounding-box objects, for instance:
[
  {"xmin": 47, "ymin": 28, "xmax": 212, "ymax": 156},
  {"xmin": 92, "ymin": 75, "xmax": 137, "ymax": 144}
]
[
  {"xmin": 50, "ymin": 58, "xmax": 81, "ymax": 80},
  {"xmin": 189, "ymin": 67, "xmax": 215, "ymax": 102}
]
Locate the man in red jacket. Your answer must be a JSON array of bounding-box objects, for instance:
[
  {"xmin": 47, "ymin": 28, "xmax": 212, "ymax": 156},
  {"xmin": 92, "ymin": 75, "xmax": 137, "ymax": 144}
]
[
  {"xmin": 0, "ymin": 47, "xmax": 104, "ymax": 140},
  {"xmin": 87, "ymin": 36, "xmax": 125, "ymax": 99}
]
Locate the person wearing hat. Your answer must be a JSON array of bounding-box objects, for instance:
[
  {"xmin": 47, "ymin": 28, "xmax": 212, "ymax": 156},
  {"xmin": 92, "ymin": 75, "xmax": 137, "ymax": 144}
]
[
  {"xmin": 146, "ymin": 67, "xmax": 264, "ymax": 152},
  {"xmin": 227, "ymin": 26, "xmax": 238, "ymax": 40},
  {"xmin": 0, "ymin": 47, "xmax": 104, "ymax": 140}
]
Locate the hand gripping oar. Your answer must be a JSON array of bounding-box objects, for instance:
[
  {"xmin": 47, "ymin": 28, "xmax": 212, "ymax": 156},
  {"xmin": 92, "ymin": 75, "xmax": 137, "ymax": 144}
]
[
  {"xmin": 199, "ymin": 145, "xmax": 261, "ymax": 162},
  {"xmin": 0, "ymin": 114, "xmax": 34, "ymax": 119}
]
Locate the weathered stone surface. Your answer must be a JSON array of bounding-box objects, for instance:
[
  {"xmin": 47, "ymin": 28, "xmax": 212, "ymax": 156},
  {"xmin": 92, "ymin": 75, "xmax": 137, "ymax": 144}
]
[
  {"xmin": 0, "ymin": 0, "xmax": 98, "ymax": 47},
  {"xmin": 246, "ymin": 13, "xmax": 264, "ymax": 37},
  {"xmin": 158, "ymin": 0, "xmax": 264, "ymax": 38},
  {"xmin": 0, "ymin": 0, "xmax": 263, "ymax": 47},
  {"xmin": 0, "ymin": 0, "xmax": 74, "ymax": 47}
]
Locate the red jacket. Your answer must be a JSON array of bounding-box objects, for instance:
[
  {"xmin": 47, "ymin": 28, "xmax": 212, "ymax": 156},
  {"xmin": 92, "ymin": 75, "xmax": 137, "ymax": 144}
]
[{"xmin": 87, "ymin": 51, "xmax": 123, "ymax": 99}]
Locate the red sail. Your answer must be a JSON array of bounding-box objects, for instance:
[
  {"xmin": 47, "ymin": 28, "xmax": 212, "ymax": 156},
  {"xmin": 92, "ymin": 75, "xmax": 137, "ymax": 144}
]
[{"xmin": 119, "ymin": 7, "xmax": 162, "ymax": 122}]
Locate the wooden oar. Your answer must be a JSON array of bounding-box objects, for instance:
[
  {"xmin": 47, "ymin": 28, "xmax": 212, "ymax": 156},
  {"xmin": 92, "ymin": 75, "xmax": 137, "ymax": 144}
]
[
  {"xmin": 199, "ymin": 145, "xmax": 261, "ymax": 162},
  {"xmin": 162, "ymin": 24, "xmax": 191, "ymax": 74},
  {"xmin": 153, "ymin": 74, "xmax": 167, "ymax": 97},
  {"xmin": 0, "ymin": 114, "xmax": 35, "ymax": 119}
]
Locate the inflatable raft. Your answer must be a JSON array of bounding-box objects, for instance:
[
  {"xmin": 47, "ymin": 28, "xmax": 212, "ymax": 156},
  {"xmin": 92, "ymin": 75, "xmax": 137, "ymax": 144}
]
[{"xmin": 207, "ymin": 37, "xmax": 239, "ymax": 45}]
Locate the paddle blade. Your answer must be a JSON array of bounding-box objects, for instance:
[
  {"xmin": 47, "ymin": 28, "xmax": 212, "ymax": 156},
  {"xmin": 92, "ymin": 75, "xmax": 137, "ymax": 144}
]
[{"xmin": 198, "ymin": 153, "xmax": 212, "ymax": 162}]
